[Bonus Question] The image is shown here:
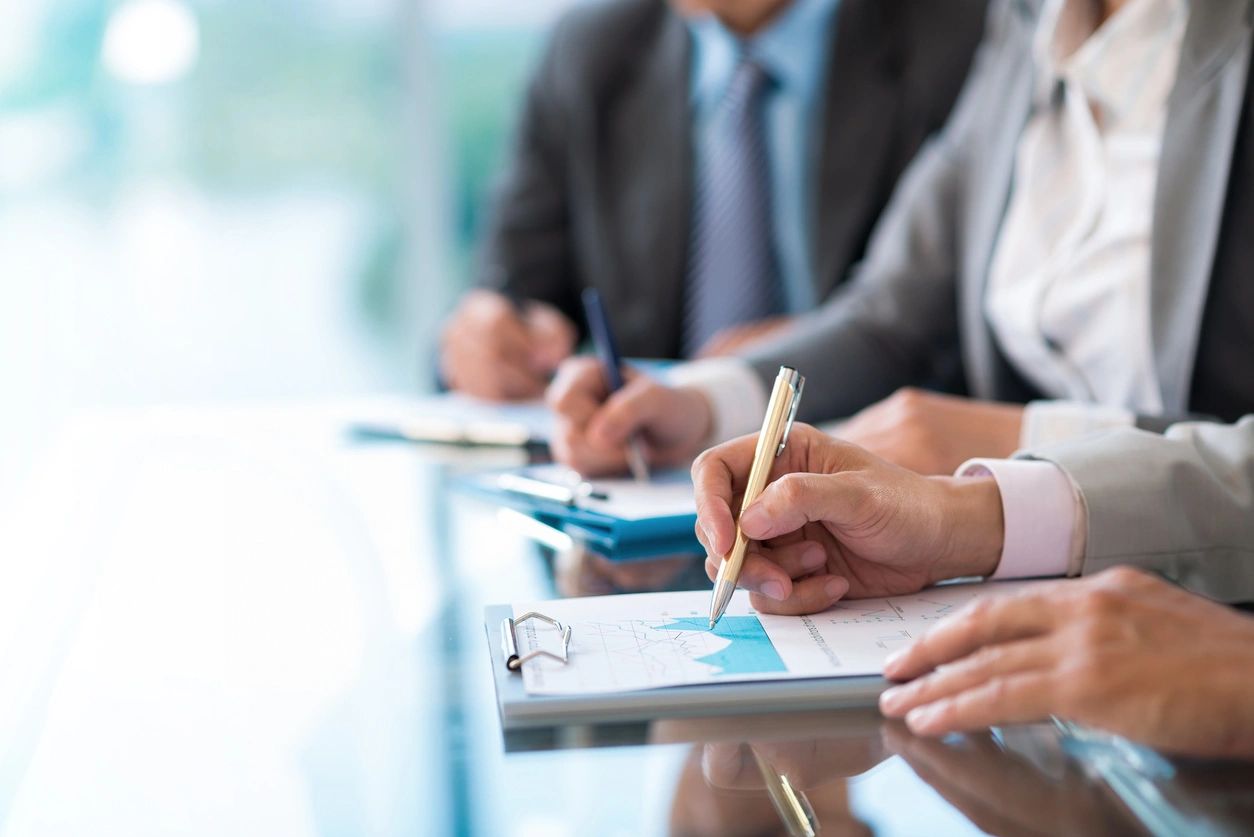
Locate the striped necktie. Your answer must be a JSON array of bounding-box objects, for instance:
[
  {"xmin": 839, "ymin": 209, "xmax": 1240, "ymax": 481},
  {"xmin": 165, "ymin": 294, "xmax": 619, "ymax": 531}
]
[{"xmin": 681, "ymin": 56, "xmax": 781, "ymax": 357}]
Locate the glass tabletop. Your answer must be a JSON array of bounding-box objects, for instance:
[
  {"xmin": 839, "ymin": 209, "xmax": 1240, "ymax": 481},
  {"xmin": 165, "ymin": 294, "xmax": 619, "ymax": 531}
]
[{"xmin": 2, "ymin": 402, "xmax": 1248, "ymax": 836}]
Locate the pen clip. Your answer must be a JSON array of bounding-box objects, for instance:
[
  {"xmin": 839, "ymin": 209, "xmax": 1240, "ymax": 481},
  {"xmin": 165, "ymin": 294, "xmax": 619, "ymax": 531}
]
[{"xmin": 776, "ymin": 370, "xmax": 805, "ymax": 458}]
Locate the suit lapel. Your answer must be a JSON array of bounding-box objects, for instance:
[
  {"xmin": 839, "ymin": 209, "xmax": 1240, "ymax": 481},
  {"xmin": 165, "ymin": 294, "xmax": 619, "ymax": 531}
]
[
  {"xmin": 960, "ymin": 3, "xmax": 1039, "ymax": 398},
  {"xmin": 1151, "ymin": 0, "xmax": 1253, "ymax": 411},
  {"xmin": 597, "ymin": 11, "xmax": 692, "ymax": 358},
  {"xmin": 810, "ymin": 0, "xmax": 898, "ymax": 299}
]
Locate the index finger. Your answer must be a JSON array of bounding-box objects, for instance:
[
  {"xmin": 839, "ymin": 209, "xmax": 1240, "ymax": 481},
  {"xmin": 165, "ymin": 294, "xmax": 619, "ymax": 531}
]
[
  {"xmin": 546, "ymin": 357, "xmax": 609, "ymax": 426},
  {"xmin": 692, "ymin": 434, "xmax": 761, "ymax": 557}
]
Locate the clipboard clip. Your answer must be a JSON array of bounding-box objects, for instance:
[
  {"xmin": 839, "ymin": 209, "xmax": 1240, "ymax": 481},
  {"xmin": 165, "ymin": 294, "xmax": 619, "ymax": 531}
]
[
  {"xmin": 497, "ymin": 472, "xmax": 609, "ymax": 507},
  {"xmin": 501, "ymin": 611, "xmax": 573, "ymax": 672},
  {"xmin": 776, "ymin": 367, "xmax": 806, "ymax": 458}
]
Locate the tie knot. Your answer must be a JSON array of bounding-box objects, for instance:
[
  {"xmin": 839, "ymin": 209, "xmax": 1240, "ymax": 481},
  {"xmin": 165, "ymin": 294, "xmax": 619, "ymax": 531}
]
[{"xmin": 723, "ymin": 56, "xmax": 773, "ymax": 115}]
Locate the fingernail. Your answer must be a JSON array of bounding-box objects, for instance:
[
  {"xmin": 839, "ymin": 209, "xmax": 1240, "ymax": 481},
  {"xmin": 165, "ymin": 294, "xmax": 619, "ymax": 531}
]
[
  {"xmin": 800, "ymin": 545, "xmax": 825, "ymax": 570},
  {"xmin": 824, "ymin": 578, "xmax": 846, "ymax": 599},
  {"xmin": 739, "ymin": 505, "xmax": 766, "ymax": 534},
  {"xmin": 906, "ymin": 705, "xmax": 938, "ymax": 731},
  {"xmin": 879, "ymin": 687, "xmax": 904, "ymax": 714},
  {"xmin": 761, "ymin": 581, "xmax": 786, "ymax": 601},
  {"xmin": 701, "ymin": 525, "xmax": 714, "ymax": 547},
  {"xmin": 884, "ymin": 648, "xmax": 906, "ymax": 670}
]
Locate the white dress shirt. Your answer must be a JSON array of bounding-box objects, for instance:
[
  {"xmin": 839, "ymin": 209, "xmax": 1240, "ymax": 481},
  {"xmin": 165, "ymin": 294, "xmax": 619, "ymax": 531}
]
[{"xmin": 987, "ymin": 0, "xmax": 1188, "ymax": 446}]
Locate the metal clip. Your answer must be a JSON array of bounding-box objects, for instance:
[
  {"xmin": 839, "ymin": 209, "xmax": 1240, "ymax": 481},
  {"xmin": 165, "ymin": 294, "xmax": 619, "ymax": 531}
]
[
  {"xmin": 776, "ymin": 367, "xmax": 806, "ymax": 458},
  {"xmin": 501, "ymin": 611, "xmax": 573, "ymax": 672}
]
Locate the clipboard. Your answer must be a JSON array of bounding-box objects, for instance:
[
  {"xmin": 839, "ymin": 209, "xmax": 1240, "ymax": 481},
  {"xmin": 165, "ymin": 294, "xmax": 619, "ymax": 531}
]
[
  {"xmin": 459, "ymin": 466, "xmax": 699, "ymax": 550},
  {"xmin": 484, "ymin": 605, "xmax": 888, "ymax": 729}
]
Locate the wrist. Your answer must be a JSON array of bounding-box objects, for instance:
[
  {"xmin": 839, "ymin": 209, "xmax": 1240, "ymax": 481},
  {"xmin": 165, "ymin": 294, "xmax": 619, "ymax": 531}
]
[
  {"xmin": 927, "ymin": 476, "xmax": 1004, "ymax": 583},
  {"xmin": 677, "ymin": 385, "xmax": 716, "ymax": 450}
]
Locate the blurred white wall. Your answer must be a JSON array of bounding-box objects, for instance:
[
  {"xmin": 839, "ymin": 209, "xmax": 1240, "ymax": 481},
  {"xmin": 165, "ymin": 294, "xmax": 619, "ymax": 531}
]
[{"xmin": 0, "ymin": 0, "xmax": 587, "ymax": 512}]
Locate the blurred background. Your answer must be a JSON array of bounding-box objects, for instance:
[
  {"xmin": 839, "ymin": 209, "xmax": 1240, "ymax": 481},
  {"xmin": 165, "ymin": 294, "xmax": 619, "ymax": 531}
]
[{"xmin": 0, "ymin": 0, "xmax": 582, "ymax": 512}]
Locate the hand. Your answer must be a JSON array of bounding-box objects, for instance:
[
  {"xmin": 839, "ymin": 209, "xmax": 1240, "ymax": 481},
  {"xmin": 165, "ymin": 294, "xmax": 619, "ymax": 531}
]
[
  {"xmin": 880, "ymin": 567, "xmax": 1254, "ymax": 759},
  {"xmin": 693, "ymin": 424, "xmax": 1004, "ymax": 615},
  {"xmin": 699, "ymin": 737, "xmax": 885, "ymax": 792},
  {"xmin": 881, "ymin": 724, "xmax": 1135, "ymax": 835},
  {"xmin": 439, "ymin": 290, "xmax": 577, "ymax": 400},
  {"xmin": 694, "ymin": 315, "xmax": 795, "ymax": 359},
  {"xmin": 834, "ymin": 388, "xmax": 1023, "ymax": 475},
  {"xmin": 546, "ymin": 356, "xmax": 713, "ymax": 476}
]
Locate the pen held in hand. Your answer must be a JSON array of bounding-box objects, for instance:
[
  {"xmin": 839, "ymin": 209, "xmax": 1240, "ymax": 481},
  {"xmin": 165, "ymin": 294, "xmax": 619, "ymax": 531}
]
[
  {"xmin": 581, "ymin": 287, "xmax": 652, "ymax": 483},
  {"xmin": 708, "ymin": 366, "xmax": 805, "ymax": 629}
]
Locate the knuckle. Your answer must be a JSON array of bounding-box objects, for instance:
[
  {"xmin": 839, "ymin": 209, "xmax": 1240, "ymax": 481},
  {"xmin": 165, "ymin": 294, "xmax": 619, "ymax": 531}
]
[
  {"xmin": 775, "ymin": 474, "xmax": 809, "ymax": 507},
  {"xmin": 1080, "ymin": 587, "xmax": 1125, "ymax": 619},
  {"xmin": 691, "ymin": 448, "xmax": 716, "ymax": 477},
  {"xmin": 1103, "ymin": 565, "xmax": 1149, "ymax": 589},
  {"xmin": 984, "ymin": 675, "xmax": 1010, "ymax": 705},
  {"xmin": 966, "ymin": 645, "xmax": 1003, "ymax": 674}
]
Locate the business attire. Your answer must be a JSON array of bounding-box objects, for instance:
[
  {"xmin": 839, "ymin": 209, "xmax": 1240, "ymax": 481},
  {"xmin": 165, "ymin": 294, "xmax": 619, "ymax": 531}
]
[
  {"xmin": 679, "ymin": 0, "xmax": 1254, "ymax": 445},
  {"xmin": 962, "ymin": 416, "xmax": 1254, "ymax": 603},
  {"xmin": 473, "ymin": 0, "xmax": 988, "ymax": 359}
]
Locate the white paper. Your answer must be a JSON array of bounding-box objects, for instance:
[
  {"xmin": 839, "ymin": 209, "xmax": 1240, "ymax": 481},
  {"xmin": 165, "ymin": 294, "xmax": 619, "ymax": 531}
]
[
  {"xmin": 520, "ymin": 464, "xmax": 696, "ymax": 521},
  {"xmin": 513, "ymin": 581, "xmax": 1042, "ymax": 695}
]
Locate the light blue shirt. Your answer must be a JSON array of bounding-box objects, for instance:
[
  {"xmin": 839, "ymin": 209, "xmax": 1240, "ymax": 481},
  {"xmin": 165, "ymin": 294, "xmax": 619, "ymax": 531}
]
[{"xmin": 687, "ymin": 0, "xmax": 840, "ymax": 313}]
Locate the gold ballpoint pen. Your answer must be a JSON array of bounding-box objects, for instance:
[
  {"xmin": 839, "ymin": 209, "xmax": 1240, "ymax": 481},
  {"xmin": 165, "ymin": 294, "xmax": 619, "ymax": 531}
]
[{"xmin": 708, "ymin": 366, "xmax": 805, "ymax": 629}]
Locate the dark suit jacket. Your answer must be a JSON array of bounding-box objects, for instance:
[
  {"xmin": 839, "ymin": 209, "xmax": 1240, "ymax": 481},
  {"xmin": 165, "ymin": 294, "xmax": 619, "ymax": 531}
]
[{"xmin": 473, "ymin": 0, "xmax": 988, "ymax": 359}]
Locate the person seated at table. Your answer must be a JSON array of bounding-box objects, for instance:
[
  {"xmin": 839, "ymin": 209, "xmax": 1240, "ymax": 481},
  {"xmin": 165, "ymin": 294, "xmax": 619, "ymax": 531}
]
[
  {"xmin": 547, "ymin": 0, "xmax": 1254, "ymax": 476},
  {"xmin": 439, "ymin": 0, "xmax": 987, "ymax": 400},
  {"xmin": 689, "ymin": 418, "xmax": 1254, "ymax": 758}
]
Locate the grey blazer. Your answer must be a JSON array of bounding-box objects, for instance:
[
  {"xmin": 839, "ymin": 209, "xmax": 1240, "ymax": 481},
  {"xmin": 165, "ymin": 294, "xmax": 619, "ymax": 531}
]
[
  {"xmin": 745, "ymin": 0, "xmax": 1254, "ymax": 428},
  {"xmin": 474, "ymin": 0, "xmax": 988, "ymax": 359},
  {"xmin": 1025, "ymin": 417, "xmax": 1254, "ymax": 603}
]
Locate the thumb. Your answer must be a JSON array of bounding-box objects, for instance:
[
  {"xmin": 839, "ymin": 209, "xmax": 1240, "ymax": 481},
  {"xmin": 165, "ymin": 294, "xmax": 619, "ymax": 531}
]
[
  {"xmin": 525, "ymin": 304, "xmax": 577, "ymax": 371},
  {"xmin": 738, "ymin": 473, "xmax": 865, "ymax": 541}
]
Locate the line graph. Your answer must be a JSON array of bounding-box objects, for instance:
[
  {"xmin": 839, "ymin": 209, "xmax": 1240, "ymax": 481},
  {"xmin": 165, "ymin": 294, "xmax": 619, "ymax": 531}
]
[{"xmin": 822, "ymin": 593, "xmax": 963, "ymax": 626}]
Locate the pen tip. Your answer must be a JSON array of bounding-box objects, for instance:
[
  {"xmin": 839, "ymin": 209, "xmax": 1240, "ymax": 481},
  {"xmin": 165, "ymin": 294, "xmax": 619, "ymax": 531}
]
[{"xmin": 708, "ymin": 618, "xmax": 717, "ymax": 630}]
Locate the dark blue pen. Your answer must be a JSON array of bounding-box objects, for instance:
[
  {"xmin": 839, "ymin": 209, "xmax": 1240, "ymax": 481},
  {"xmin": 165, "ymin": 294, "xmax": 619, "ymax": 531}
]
[{"xmin": 581, "ymin": 288, "xmax": 651, "ymax": 482}]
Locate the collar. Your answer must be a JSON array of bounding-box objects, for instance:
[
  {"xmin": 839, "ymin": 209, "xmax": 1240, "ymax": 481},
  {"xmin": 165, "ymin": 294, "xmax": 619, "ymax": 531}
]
[
  {"xmin": 1032, "ymin": 0, "xmax": 1189, "ymax": 122},
  {"xmin": 688, "ymin": 0, "xmax": 840, "ymax": 108}
]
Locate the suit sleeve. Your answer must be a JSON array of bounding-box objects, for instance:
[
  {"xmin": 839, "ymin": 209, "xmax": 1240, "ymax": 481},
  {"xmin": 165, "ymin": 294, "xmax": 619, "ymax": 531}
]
[
  {"xmin": 472, "ymin": 20, "xmax": 581, "ymax": 324},
  {"xmin": 1025, "ymin": 416, "xmax": 1254, "ymax": 603},
  {"xmin": 736, "ymin": 0, "xmax": 1012, "ymax": 424}
]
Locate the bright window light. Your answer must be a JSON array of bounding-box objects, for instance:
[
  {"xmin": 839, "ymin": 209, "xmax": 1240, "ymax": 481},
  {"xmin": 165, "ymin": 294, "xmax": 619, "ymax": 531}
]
[{"xmin": 101, "ymin": 0, "xmax": 200, "ymax": 85}]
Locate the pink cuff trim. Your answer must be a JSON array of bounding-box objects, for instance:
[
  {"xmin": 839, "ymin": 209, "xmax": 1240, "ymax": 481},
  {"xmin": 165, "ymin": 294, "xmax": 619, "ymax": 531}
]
[{"xmin": 956, "ymin": 458, "xmax": 1076, "ymax": 579}]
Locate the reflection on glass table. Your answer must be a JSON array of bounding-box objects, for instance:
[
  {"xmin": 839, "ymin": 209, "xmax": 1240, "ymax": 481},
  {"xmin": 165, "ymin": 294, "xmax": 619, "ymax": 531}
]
[{"xmin": 7, "ymin": 402, "xmax": 1253, "ymax": 836}]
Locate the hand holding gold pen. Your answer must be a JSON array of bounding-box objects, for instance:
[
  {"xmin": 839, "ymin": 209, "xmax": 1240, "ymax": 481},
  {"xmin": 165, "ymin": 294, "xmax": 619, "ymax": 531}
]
[{"xmin": 708, "ymin": 366, "xmax": 805, "ymax": 628}]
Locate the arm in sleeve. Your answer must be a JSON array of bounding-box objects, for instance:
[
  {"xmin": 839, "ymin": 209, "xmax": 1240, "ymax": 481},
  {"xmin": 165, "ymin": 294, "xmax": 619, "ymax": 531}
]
[
  {"xmin": 1023, "ymin": 416, "xmax": 1254, "ymax": 602},
  {"xmin": 733, "ymin": 0, "xmax": 1022, "ymax": 424},
  {"xmin": 472, "ymin": 19, "xmax": 580, "ymax": 325}
]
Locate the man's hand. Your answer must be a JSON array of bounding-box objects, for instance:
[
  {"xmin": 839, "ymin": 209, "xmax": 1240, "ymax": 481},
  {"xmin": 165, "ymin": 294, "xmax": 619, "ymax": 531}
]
[
  {"xmin": 834, "ymin": 388, "xmax": 1023, "ymax": 475},
  {"xmin": 881, "ymin": 725, "xmax": 1134, "ymax": 835},
  {"xmin": 880, "ymin": 567, "xmax": 1254, "ymax": 759},
  {"xmin": 547, "ymin": 357, "xmax": 714, "ymax": 476},
  {"xmin": 440, "ymin": 290, "xmax": 577, "ymax": 401},
  {"xmin": 693, "ymin": 424, "xmax": 1005, "ymax": 615},
  {"xmin": 694, "ymin": 315, "xmax": 794, "ymax": 359}
]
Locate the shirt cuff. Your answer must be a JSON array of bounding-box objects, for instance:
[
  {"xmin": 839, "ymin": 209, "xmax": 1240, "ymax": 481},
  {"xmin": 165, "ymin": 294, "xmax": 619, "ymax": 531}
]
[
  {"xmin": 1020, "ymin": 400, "xmax": 1136, "ymax": 448},
  {"xmin": 955, "ymin": 458, "xmax": 1082, "ymax": 579},
  {"xmin": 664, "ymin": 358, "xmax": 769, "ymax": 445}
]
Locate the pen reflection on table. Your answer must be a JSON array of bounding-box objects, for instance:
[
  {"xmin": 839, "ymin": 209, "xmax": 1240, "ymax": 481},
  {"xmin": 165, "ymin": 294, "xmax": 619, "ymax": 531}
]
[
  {"xmin": 666, "ymin": 737, "xmax": 878, "ymax": 837},
  {"xmin": 582, "ymin": 288, "xmax": 651, "ymax": 483}
]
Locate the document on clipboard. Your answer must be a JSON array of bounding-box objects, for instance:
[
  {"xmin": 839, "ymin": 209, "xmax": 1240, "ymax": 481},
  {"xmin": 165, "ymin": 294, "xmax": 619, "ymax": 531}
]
[{"xmin": 485, "ymin": 581, "xmax": 1045, "ymax": 727}]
